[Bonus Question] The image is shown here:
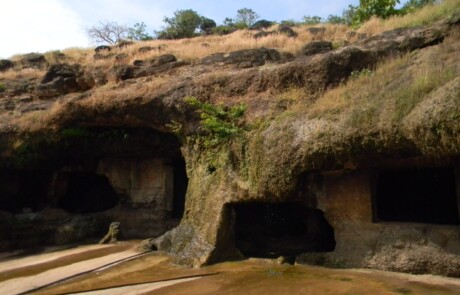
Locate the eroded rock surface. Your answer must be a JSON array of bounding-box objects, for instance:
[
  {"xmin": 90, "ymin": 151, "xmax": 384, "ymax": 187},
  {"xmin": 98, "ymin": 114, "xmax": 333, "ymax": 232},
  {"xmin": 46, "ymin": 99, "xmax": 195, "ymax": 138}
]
[{"xmin": 0, "ymin": 20, "xmax": 459, "ymax": 277}]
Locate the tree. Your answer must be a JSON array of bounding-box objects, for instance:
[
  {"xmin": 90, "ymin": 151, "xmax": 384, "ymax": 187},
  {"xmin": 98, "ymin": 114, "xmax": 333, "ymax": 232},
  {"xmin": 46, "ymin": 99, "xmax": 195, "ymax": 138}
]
[
  {"xmin": 279, "ymin": 19, "xmax": 300, "ymax": 27},
  {"xmin": 157, "ymin": 9, "xmax": 203, "ymax": 39},
  {"xmin": 128, "ymin": 22, "xmax": 153, "ymax": 41},
  {"xmin": 326, "ymin": 14, "xmax": 346, "ymax": 24},
  {"xmin": 223, "ymin": 17, "xmax": 235, "ymax": 27},
  {"xmin": 353, "ymin": 0, "xmax": 400, "ymax": 27},
  {"xmin": 302, "ymin": 15, "xmax": 322, "ymax": 25},
  {"xmin": 235, "ymin": 8, "xmax": 259, "ymax": 27},
  {"xmin": 342, "ymin": 5, "xmax": 359, "ymax": 26},
  {"xmin": 200, "ymin": 17, "xmax": 217, "ymax": 34},
  {"xmin": 86, "ymin": 21, "xmax": 128, "ymax": 44}
]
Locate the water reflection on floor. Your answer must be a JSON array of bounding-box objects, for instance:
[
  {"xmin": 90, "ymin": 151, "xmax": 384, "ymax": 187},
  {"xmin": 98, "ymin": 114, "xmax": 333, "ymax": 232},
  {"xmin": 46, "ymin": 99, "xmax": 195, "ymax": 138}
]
[{"xmin": 1, "ymin": 243, "xmax": 459, "ymax": 295}]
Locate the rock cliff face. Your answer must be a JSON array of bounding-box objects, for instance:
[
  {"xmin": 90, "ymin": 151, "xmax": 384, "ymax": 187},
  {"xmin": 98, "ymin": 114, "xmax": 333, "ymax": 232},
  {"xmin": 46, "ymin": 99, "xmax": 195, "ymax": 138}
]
[{"xmin": 0, "ymin": 19, "xmax": 459, "ymax": 276}]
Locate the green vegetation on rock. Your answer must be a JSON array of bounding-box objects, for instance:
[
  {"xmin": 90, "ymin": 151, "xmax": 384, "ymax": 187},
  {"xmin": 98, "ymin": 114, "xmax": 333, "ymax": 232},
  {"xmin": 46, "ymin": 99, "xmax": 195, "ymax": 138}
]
[{"xmin": 184, "ymin": 97, "xmax": 247, "ymax": 147}]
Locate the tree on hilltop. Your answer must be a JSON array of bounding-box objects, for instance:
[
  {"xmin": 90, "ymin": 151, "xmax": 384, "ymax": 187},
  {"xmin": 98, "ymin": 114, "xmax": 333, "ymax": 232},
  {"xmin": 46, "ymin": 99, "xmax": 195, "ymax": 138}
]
[
  {"xmin": 86, "ymin": 21, "xmax": 129, "ymax": 44},
  {"xmin": 156, "ymin": 9, "xmax": 216, "ymax": 39},
  {"xmin": 352, "ymin": 0, "xmax": 400, "ymax": 26},
  {"xmin": 235, "ymin": 8, "xmax": 259, "ymax": 27}
]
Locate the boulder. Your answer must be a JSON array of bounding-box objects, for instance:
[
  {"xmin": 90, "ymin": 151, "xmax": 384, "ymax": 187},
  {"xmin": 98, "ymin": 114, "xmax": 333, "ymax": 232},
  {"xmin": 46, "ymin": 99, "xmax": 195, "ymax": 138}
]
[
  {"xmin": 278, "ymin": 25, "xmax": 298, "ymax": 38},
  {"xmin": 301, "ymin": 41, "xmax": 333, "ymax": 56},
  {"xmin": 115, "ymin": 53, "xmax": 129, "ymax": 62},
  {"xmin": 93, "ymin": 53, "xmax": 114, "ymax": 60},
  {"xmin": 19, "ymin": 53, "xmax": 48, "ymax": 69},
  {"xmin": 111, "ymin": 64, "xmax": 136, "ymax": 81},
  {"xmin": 111, "ymin": 57, "xmax": 190, "ymax": 81},
  {"xmin": 36, "ymin": 63, "xmax": 95, "ymax": 98},
  {"xmin": 138, "ymin": 46, "xmax": 153, "ymax": 53},
  {"xmin": 152, "ymin": 54, "xmax": 177, "ymax": 65},
  {"xmin": 200, "ymin": 48, "xmax": 281, "ymax": 68},
  {"xmin": 0, "ymin": 59, "xmax": 14, "ymax": 72},
  {"xmin": 253, "ymin": 31, "xmax": 275, "ymax": 39},
  {"xmin": 95, "ymin": 45, "xmax": 111, "ymax": 53},
  {"xmin": 117, "ymin": 40, "xmax": 134, "ymax": 49},
  {"xmin": 133, "ymin": 60, "xmax": 144, "ymax": 66},
  {"xmin": 250, "ymin": 20, "xmax": 275, "ymax": 30}
]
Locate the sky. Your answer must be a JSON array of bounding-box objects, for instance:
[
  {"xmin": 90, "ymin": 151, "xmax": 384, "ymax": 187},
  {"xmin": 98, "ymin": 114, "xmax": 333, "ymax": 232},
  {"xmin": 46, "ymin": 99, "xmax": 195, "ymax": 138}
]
[{"xmin": 0, "ymin": 0, "xmax": 363, "ymax": 59}]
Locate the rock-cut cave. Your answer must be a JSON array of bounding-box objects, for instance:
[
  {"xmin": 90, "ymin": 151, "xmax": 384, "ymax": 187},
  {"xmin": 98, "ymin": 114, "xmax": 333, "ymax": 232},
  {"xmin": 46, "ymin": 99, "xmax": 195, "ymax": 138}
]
[{"xmin": 233, "ymin": 202, "xmax": 336, "ymax": 258}]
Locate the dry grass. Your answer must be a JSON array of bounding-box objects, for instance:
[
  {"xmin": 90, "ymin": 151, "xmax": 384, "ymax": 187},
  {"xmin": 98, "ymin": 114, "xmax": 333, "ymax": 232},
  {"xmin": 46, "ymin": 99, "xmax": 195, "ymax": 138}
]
[
  {"xmin": 80, "ymin": 76, "xmax": 172, "ymax": 108},
  {"xmin": 54, "ymin": 1, "xmax": 458, "ymax": 66},
  {"xmin": 36, "ymin": 23, "xmax": 350, "ymax": 70},
  {"xmin": 306, "ymin": 31, "xmax": 459, "ymax": 128},
  {"xmin": 4, "ymin": 1, "xmax": 456, "ymax": 74},
  {"xmin": 0, "ymin": 68, "xmax": 45, "ymax": 82},
  {"xmin": 103, "ymin": 23, "xmax": 351, "ymax": 65},
  {"xmin": 359, "ymin": 0, "xmax": 460, "ymax": 35}
]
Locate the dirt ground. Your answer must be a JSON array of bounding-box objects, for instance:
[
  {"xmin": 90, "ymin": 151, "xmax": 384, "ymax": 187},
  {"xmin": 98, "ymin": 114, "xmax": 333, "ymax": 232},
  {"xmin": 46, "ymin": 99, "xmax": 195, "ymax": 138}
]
[{"xmin": 1, "ymin": 242, "xmax": 459, "ymax": 295}]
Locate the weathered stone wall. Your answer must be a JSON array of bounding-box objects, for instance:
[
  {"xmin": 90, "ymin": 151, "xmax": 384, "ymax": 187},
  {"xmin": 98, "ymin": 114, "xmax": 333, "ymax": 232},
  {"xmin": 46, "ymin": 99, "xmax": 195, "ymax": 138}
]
[
  {"xmin": 0, "ymin": 157, "xmax": 181, "ymax": 251},
  {"xmin": 298, "ymin": 166, "xmax": 460, "ymax": 277},
  {"xmin": 97, "ymin": 158, "xmax": 174, "ymax": 210},
  {"xmin": 97, "ymin": 158, "xmax": 177, "ymax": 238}
]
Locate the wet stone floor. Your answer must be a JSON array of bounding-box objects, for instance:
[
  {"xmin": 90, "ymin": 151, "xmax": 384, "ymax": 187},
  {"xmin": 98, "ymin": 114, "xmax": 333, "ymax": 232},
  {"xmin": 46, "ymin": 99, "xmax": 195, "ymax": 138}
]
[{"xmin": 0, "ymin": 242, "xmax": 459, "ymax": 295}]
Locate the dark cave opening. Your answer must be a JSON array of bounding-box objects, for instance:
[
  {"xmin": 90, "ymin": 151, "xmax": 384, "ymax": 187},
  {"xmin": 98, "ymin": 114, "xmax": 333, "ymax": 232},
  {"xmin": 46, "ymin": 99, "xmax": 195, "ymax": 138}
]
[
  {"xmin": 57, "ymin": 172, "xmax": 119, "ymax": 214},
  {"xmin": 374, "ymin": 167, "xmax": 459, "ymax": 225},
  {"xmin": 172, "ymin": 158, "xmax": 188, "ymax": 218},
  {"xmin": 0, "ymin": 170, "xmax": 53, "ymax": 213},
  {"xmin": 233, "ymin": 203, "xmax": 336, "ymax": 258}
]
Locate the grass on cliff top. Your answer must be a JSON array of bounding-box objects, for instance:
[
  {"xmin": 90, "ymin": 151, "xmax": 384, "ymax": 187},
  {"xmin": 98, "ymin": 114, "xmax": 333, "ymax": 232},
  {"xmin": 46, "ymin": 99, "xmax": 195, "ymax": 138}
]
[
  {"xmin": 359, "ymin": 0, "xmax": 460, "ymax": 35},
  {"xmin": 48, "ymin": 0, "xmax": 460, "ymax": 66},
  {"xmin": 307, "ymin": 28, "xmax": 459, "ymax": 129},
  {"xmin": 2, "ymin": 1, "xmax": 457, "ymax": 85}
]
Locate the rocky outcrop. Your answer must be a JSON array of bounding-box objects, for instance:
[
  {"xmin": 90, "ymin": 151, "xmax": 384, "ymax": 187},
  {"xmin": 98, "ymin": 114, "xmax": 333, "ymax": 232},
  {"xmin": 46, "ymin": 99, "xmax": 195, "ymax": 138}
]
[
  {"xmin": 110, "ymin": 54, "xmax": 189, "ymax": 81},
  {"xmin": 0, "ymin": 59, "xmax": 14, "ymax": 72},
  {"xmin": 95, "ymin": 45, "xmax": 111, "ymax": 53},
  {"xmin": 19, "ymin": 53, "xmax": 48, "ymax": 69},
  {"xmin": 36, "ymin": 63, "xmax": 95, "ymax": 98},
  {"xmin": 150, "ymin": 22, "xmax": 460, "ymax": 274},
  {"xmin": 200, "ymin": 48, "xmax": 281, "ymax": 68},
  {"xmin": 301, "ymin": 41, "xmax": 333, "ymax": 56},
  {"xmin": 0, "ymin": 19, "xmax": 459, "ymax": 277},
  {"xmin": 253, "ymin": 26, "xmax": 297, "ymax": 39},
  {"xmin": 278, "ymin": 25, "xmax": 298, "ymax": 38}
]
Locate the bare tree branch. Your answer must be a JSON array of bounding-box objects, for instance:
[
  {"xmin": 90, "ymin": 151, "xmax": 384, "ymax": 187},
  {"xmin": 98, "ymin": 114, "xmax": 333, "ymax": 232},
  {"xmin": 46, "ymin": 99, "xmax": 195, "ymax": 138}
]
[{"xmin": 86, "ymin": 21, "xmax": 129, "ymax": 44}]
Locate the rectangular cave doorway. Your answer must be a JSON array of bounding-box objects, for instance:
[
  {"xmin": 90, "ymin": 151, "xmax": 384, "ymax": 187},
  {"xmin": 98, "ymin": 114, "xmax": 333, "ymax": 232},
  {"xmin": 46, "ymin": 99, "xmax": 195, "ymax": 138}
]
[
  {"xmin": 373, "ymin": 167, "xmax": 459, "ymax": 225},
  {"xmin": 233, "ymin": 203, "xmax": 335, "ymax": 258}
]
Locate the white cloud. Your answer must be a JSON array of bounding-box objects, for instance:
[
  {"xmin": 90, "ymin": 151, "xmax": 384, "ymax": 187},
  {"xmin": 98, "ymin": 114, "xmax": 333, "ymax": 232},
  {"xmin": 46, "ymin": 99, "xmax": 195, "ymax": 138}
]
[{"xmin": 0, "ymin": 0, "xmax": 88, "ymax": 58}]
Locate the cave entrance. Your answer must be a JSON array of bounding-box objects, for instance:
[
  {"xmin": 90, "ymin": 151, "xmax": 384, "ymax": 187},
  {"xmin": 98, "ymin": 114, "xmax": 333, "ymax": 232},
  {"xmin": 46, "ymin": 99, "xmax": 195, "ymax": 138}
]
[
  {"xmin": 233, "ymin": 203, "xmax": 335, "ymax": 258},
  {"xmin": 0, "ymin": 170, "xmax": 53, "ymax": 213},
  {"xmin": 374, "ymin": 167, "xmax": 459, "ymax": 224},
  {"xmin": 57, "ymin": 172, "xmax": 119, "ymax": 214},
  {"xmin": 172, "ymin": 158, "xmax": 188, "ymax": 219}
]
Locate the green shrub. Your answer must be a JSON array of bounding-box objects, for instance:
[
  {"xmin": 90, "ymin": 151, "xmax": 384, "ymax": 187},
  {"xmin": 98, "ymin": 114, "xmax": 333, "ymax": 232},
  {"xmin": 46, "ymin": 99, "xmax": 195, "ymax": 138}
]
[
  {"xmin": 350, "ymin": 68, "xmax": 373, "ymax": 79},
  {"xmin": 0, "ymin": 83, "xmax": 5, "ymax": 93},
  {"xmin": 184, "ymin": 96, "xmax": 247, "ymax": 146},
  {"xmin": 352, "ymin": 0, "xmax": 400, "ymax": 27},
  {"xmin": 156, "ymin": 9, "xmax": 203, "ymax": 39}
]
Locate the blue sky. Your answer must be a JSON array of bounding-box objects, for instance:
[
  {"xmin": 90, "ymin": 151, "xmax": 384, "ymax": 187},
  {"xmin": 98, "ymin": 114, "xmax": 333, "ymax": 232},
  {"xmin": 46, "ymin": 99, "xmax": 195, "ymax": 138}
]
[{"xmin": 1, "ymin": 0, "xmax": 364, "ymax": 58}]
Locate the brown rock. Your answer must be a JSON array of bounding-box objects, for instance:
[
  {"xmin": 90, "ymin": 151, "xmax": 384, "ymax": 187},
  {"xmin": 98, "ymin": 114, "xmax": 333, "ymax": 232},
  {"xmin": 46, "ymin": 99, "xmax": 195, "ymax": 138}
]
[
  {"xmin": 301, "ymin": 41, "xmax": 333, "ymax": 56},
  {"xmin": 19, "ymin": 53, "xmax": 48, "ymax": 69}
]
